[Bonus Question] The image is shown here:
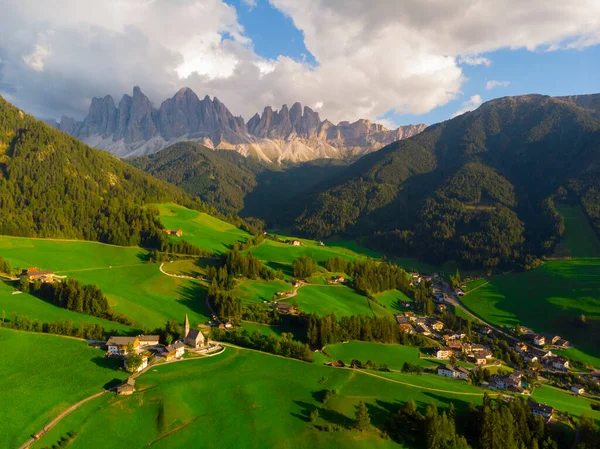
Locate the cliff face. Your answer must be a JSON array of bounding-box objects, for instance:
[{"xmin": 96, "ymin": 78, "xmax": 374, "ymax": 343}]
[{"xmin": 58, "ymin": 86, "xmax": 426, "ymax": 162}]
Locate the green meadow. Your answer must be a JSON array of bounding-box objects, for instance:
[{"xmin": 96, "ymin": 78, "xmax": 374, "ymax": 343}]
[
  {"xmin": 324, "ymin": 342, "xmax": 439, "ymax": 371},
  {"xmin": 531, "ymin": 384, "xmax": 600, "ymax": 420},
  {"xmin": 0, "ymin": 281, "xmax": 133, "ymax": 334},
  {"xmin": 232, "ymin": 279, "xmax": 293, "ymax": 305},
  {"xmin": 33, "ymin": 347, "xmax": 484, "ymax": 449},
  {"xmin": 0, "ymin": 328, "xmax": 127, "ymax": 449},
  {"xmin": 294, "ymin": 285, "xmax": 376, "ymax": 317},
  {"xmin": 0, "ymin": 236, "xmax": 210, "ymax": 330},
  {"xmin": 374, "ymin": 290, "xmax": 413, "ymax": 313},
  {"xmin": 156, "ymin": 203, "xmax": 250, "ymax": 254},
  {"xmin": 73, "ymin": 264, "xmax": 211, "ymax": 330},
  {"xmin": 461, "ymin": 259, "xmax": 600, "ymax": 358},
  {"xmin": 0, "ymin": 236, "xmax": 145, "ymax": 272}
]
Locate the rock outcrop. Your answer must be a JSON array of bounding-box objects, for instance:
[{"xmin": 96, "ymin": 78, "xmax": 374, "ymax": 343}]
[{"xmin": 57, "ymin": 87, "xmax": 426, "ymax": 162}]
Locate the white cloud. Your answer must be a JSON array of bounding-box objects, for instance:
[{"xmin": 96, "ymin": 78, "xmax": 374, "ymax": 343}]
[
  {"xmin": 452, "ymin": 94, "xmax": 483, "ymax": 118},
  {"xmin": 22, "ymin": 44, "xmax": 50, "ymax": 72},
  {"xmin": 458, "ymin": 55, "xmax": 492, "ymax": 66},
  {"xmin": 486, "ymin": 80, "xmax": 511, "ymax": 90},
  {"xmin": 242, "ymin": 0, "xmax": 257, "ymax": 9},
  {"xmin": 0, "ymin": 0, "xmax": 599, "ymax": 125}
]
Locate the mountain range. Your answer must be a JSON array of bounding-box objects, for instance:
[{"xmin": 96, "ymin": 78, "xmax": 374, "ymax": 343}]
[{"xmin": 48, "ymin": 87, "xmax": 426, "ymax": 162}]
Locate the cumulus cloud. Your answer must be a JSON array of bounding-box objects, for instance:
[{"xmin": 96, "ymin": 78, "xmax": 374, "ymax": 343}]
[
  {"xmin": 452, "ymin": 94, "xmax": 483, "ymax": 118},
  {"xmin": 458, "ymin": 55, "xmax": 492, "ymax": 66},
  {"xmin": 0, "ymin": 0, "xmax": 599, "ymax": 125},
  {"xmin": 486, "ymin": 80, "xmax": 511, "ymax": 90}
]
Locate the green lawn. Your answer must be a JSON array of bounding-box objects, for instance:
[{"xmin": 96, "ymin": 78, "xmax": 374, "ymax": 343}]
[
  {"xmin": 0, "ymin": 236, "xmax": 145, "ymax": 272},
  {"xmin": 461, "ymin": 259, "xmax": 600, "ymax": 358},
  {"xmin": 73, "ymin": 264, "xmax": 211, "ymax": 330},
  {"xmin": 294, "ymin": 285, "xmax": 375, "ymax": 317},
  {"xmin": 0, "ymin": 281, "xmax": 133, "ymax": 335},
  {"xmin": 239, "ymin": 321, "xmax": 285, "ymax": 337},
  {"xmin": 0, "ymin": 328, "xmax": 127, "ymax": 449},
  {"xmin": 156, "ymin": 203, "xmax": 250, "ymax": 254},
  {"xmin": 555, "ymin": 205, "xmax": 600, "ymax": 258},
  {"xmin": 33, "ymin": 347, "xmax": 485, "ymax": 449}
]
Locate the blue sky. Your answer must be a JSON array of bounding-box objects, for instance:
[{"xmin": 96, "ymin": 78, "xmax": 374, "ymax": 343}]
[{"xmin": 226, "ymin": 0, "xmax": 600, "ymax": 126}]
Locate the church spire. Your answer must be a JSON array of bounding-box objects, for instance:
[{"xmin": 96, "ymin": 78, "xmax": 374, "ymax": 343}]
[{"xmin": 184, "ymin": 313, "xmax": 190, "ymax": 339}]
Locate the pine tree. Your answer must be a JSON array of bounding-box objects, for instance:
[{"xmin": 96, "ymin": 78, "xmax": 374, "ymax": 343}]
[{"xmin": 353, "ymin": 401, "xmax": 371, "ymax": 431}]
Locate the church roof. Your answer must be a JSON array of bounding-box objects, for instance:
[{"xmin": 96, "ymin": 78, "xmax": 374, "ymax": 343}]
[{"xmin": 187, "ymin": 329, "xmax": 203, "ymax": 340}]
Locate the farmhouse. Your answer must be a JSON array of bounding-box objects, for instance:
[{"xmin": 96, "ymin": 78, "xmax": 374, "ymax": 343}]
[
  {"xmin": 437, "ymin": 364, "xmax": 470, "ymax": 380},
  {"xmin": 106, "ymin": 336, "xmax": 140, "ymax": 355},
  {"xmin": 165, "ymin": 341, "xmax": 185, "ymax": 360},
  {"xmin": 533, "ymin": 335, "xmax": 546, "ymax": 346},
  {"xmin": 138, "ymin": 335, "xmax": 160, "ymax": 347},
  {"xmin": 286, "ymin": 239, "xmax": 302, "ymax": 246},
  {"xmin": 430, "ymin": 320, "xmax": 444, "ymax": 332},
  {"xmin": 447, "ymin": 341, "xmax": 463, "ymax": 351},
  {"xmin": 116, "ymin": 378, "xmax": 136, "ymax": 396},
  {"xmin": 163, "ymin": 229, "xmax": 183, "ymax": 237},
  {"xmin": 183, "ymin": 314, "xmax": 207, "ymax": 348},
  {"xmin": 398, "ymin": 323, "xmax": 415, "ymax": 334},
  {"xmin": 328, "ymin": 276, "xmax": 345, "ymax": 284},
  {"xmin": 551, "ymin": 357, "xmax": 569, "ymax": 371},
  {"xmin": 454, "ymin": 288, "xmax": 465, "ymax": 296},
  {"xmin": 471, "ymin": 353, "xmax": 488, "ymax": 365},
  {"xmin": 19, "ymin": 267, "xmax": 55, "ymax": 283},
  {"xmin": 124, "ymin": 354, "xmax": 148, "ymax": 373},
  {"xmin": 276, "ymin": 302, "xmax": 296, "ymax": 314},
  {"xmin": 489, "ymin": 372, "xmax": 523, "ymax": 391},
  {"xmin": 403, "ymin": 311, "xmax": 417, "ymax": 322},
  {"xmin": 515, "ymin": 343, "xmax": 528, "ymax": 354},
  {"xmin": 571, "ymin": 384, "xmax": 585, "ymax": 394},
  {"xmin": 530, "ymin": 402, "xmax": 554, "ymax": 421},
  {"xmin": 436, "ymin": 347, "xmax": 456, "ymax": 359},
  {"xmin": 479, "ymin": 327, "xmax": 493, "ymax": 336}
]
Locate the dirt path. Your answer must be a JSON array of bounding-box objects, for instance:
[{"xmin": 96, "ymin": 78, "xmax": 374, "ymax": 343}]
[{"xmin": 19, "ymin": 346, "xmax": 226, "ymax": 449}]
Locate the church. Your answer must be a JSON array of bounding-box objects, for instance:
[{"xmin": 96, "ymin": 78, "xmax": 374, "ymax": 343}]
[{"xmin": 183, "ymin": 314, "xmax": 207, "ymax": 348}]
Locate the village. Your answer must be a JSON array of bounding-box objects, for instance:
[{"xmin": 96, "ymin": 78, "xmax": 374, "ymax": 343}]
[{"xmin": 104, "ymin": 314, "xmax": 222, "ymax": 395}]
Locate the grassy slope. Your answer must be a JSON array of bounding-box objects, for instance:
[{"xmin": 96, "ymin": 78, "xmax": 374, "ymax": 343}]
[
  {"xmin": 73, "ymin": 264, "xmax": 211, "ymax": 330},
  {"xmin": 555, "ymin": 205, "xmax": 600, "ymax": 258},
  {"xmin": 34, "ymin": 348, "xmax": 485, "ymax": 449},
  {"xmin": 0, "ymin": 328, "xmax": 127, "ymax": 449},
  {"xmin": 0, "ymin": 281, "xmax": 133, "ymax": 334},
  {"xmin": 0, "ymin": 236, "xmax": 210, "ymax": 330},
  {"xmin": 156, "ymin": 203, "xmax": 250, "ymax": 254},
  {"xmin": 461, "ymin": 259, "xmax": 600, "ymax": 358},
  {"xmin": 325, "ymin": 342, "xmax": 442, "ymax": 371},
  {"xmin": 374, "ymin": 290, "xmax": 413, "ymax": 313},
  {"xmin": 294, "ymin": 285, "xmax": 375, "ymax": 317}
]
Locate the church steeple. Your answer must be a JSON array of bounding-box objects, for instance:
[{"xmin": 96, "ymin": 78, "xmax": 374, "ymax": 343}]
[{"xmin": 184, "ymin": 314, "xmax": 190, "ymax": 339}]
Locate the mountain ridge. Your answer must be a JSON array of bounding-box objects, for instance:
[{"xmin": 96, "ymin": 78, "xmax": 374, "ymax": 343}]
[{"xmin": 49, "ymin": 86, "xmax": 426, "ymax": 162}]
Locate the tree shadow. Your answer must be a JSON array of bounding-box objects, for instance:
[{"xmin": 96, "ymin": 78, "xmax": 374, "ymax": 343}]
[
  {"xmin": 103, "ymin": 378, "xmax": 125, "ymax": 390},
  {"xmin": 136, "ymin": 251, "xmax": 151, "ymax": 263},
  {"xmin": 90, "ymin": 356, "xmax": 122, "ymax": 370},
  {"xmin": 264, "ymin": 261, "xmax": 294, "ymax": 277},
  {"xmin": 176, "ymin": 282, "xmax": 211, "ymax": 318}
]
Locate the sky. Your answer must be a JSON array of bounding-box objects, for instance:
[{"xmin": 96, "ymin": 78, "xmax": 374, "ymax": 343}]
[{"xmin": 0, "ymin": 0, "xmax": 599, "ymax": 128}]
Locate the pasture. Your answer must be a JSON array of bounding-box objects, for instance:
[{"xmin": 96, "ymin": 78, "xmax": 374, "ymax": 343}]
[
  {"xmin": 531, "ymin": 384, "xmax": 600, "ymax": 420},
  {"xmin": 325, "ymin": 342, "xmax": 437, "ymax": 371},
  {"xmin": 73, "ymin": 264, "xmax": 211, "ymax": 330},
  {"xmin": 461, "ymin": 259, "xmax": 600, "ymax": 358},
  {"xmin": 33, "ymin": 347, "xmax": 486, "ymax": 449},
  {"xmin": 294, "ymin": 285, "xmax": 376, "ymax": 317},
  {"xmin": 155, "ymin": 203, "xmax": 250, "ymax": 254},
  {"xmin": 374, "ymin": 290, "xmax": 413, "ymax": 313},
  {"xmin": 0, "ymin": 328, "xmax": 126, "ymax": 449},
  {"xmin": 0, "ymin": 281, "xmax": 133, "ymax": 335},
  {"xmin": 232, "ymin": 279, "xmax": 293, "ymax": 305}
]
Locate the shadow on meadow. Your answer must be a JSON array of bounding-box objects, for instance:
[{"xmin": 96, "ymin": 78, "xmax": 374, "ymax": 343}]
[
  {"xmin": 264, "ymin": 261, "xmax": 294, "ymax": 277},
  {"xmin": 176, "ymin": 283, "xmax": 211, "ymax": 318}
]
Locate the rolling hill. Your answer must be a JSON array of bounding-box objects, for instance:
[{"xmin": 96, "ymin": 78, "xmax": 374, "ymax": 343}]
[
  {"xmin": 283, "ymin": 93, "xmax": 600, "ymax": 268},
  {"xmin": 0, "ymin": 95, "xmax": 221, "ymax": 247}
]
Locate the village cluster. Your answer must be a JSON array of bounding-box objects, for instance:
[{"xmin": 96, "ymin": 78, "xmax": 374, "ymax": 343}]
[
  {"xmin": 395, "ymin": 276, "xmax": 599, "ymax": 406},
  {"xmin": 105, "ymin": 315, "xmax": 220, "ymax": 395}
]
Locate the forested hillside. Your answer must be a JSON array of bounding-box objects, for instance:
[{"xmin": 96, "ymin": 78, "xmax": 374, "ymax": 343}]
[
  {"xmin": 0, "ymin": 96, "xmax": 217, "ymax": 246},
  {"xmin": 286, "ymin": 94, "xmax": 600, "ymax": 268},
  {"xmin": 129, "ymin": 142, "xmax": 348, "ymax": 217}
]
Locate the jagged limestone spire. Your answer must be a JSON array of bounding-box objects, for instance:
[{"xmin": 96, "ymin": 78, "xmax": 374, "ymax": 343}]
[{"xmin": 184, "ymin": 313, "xmax": 190, "ymax": 339}]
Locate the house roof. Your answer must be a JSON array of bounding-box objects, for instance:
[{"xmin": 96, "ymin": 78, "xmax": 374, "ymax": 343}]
[
  {"xmin": 107, "ymin": 336, "xmax": 139, "ymax": 346},
  {"xmin": 138, "ymin": 335, "xmax": 160, "ymax": 341}
]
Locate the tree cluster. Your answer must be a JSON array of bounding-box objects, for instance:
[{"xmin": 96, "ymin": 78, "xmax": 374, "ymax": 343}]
[
  {"xmin": 293, "ymin": 256, "xmax": 318, "ymax": 279},
  {"xmin": 210, "ymin": 327, "xmax": 313, "ymax": 362},
  {"xmin": 1, "ymin": 312, "xmax": 105, "ymax": 340}
]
